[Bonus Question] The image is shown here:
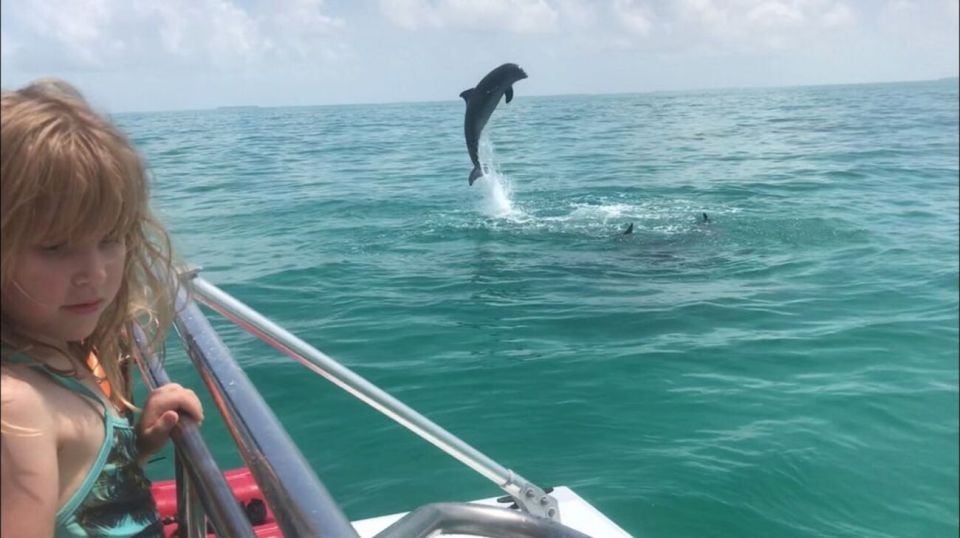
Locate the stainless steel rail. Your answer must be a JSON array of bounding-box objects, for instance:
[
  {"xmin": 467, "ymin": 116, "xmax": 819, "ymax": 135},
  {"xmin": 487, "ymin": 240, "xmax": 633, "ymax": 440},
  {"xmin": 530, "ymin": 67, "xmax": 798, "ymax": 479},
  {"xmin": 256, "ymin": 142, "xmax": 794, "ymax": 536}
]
[
  {"xmin": 374, "ymin": 503, "xmax": 594, "ymax": 538},
  {"xmin": 170, "ymin": 284, "xmax": 360, "ymax": 537},
  {"xmin": 187, "ymin": 275, "xmax": 559, "ymax": 521},
  {"xmin": 131, "ymin": 326, "xmax": 256, "ymax": 538},
  {"xmin": 174, "ymin": 456, "xmax": 207, "ymax": 538}
]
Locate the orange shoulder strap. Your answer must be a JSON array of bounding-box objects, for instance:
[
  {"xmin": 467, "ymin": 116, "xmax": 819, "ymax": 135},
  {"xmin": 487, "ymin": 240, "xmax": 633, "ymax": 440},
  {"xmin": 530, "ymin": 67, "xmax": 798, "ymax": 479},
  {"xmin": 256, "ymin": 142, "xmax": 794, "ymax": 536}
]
[{"xmin": 85, "ymin": 352, "xmax": 113, "ymax": 399}]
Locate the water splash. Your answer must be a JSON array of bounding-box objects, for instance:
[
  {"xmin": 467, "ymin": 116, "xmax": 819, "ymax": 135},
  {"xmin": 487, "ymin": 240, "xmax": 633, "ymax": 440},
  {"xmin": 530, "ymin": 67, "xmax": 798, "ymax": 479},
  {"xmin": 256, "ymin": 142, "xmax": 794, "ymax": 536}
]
[
  {"xmin": 474, "ymin": 137, "xmax": 526, "ymax": 221},
  {"xmin": 464, "ymin": 137, "xmax": 722, "ymax": 234}
]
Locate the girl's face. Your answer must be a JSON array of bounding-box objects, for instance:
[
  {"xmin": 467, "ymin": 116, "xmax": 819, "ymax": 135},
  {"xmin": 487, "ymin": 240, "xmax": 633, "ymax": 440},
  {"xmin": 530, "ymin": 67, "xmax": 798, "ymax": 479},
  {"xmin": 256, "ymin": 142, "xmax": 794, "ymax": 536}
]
[{"xmin": 2, "ymin": 234, "xmax": 126, "ymax": 344}]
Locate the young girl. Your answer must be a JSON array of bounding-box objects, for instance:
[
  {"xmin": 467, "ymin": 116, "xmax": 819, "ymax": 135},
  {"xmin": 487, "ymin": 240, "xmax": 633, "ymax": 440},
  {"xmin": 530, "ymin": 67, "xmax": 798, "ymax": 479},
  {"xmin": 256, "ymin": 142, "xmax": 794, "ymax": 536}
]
[{"xmin": 1, "ymin": 79, "xmax": 204, "ymax": 537}]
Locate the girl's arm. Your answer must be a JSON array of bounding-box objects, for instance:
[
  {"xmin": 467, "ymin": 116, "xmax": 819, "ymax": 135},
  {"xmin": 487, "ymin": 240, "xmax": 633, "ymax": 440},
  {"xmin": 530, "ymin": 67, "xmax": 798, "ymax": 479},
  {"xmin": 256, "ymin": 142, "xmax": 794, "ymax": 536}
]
[{"xmin": 1, "ymin": 373, "xmax": 59, "ymax": 538}]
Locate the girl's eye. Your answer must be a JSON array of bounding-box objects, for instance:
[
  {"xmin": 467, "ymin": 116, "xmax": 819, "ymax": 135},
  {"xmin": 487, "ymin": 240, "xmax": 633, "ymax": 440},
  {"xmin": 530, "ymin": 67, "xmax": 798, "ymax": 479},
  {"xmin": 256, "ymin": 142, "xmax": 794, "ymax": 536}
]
[
  {"xmin": 100, "ymin": 236, "xmax": 126, "ymax": 249},
  {"xmin": 39, "ymin": 243, "xmax": 66, "ymax": 253}
]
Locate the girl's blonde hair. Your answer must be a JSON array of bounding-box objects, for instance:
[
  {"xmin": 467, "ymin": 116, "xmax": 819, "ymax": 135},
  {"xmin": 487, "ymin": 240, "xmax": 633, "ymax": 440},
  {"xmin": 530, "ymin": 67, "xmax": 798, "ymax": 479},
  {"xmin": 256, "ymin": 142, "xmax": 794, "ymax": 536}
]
[{"xmin": 1, "ymin": 79, "xmax": 178, "ymax": 409}]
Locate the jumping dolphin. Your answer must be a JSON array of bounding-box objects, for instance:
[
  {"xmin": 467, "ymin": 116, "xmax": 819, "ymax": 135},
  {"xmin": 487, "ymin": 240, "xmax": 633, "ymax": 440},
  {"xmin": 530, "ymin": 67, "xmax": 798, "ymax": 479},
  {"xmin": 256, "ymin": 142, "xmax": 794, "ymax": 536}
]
[{"xmin": 460, "ymin": 63, "xmax": 528, "ymax": 185}]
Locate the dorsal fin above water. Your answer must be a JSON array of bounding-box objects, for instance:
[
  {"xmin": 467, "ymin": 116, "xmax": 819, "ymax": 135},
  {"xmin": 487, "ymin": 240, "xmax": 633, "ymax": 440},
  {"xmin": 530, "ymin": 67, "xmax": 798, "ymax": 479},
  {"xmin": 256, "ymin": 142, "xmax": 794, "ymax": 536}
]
[{"xmin": 459, "ymin": 88, "xmax": 474, "ymax": 101}]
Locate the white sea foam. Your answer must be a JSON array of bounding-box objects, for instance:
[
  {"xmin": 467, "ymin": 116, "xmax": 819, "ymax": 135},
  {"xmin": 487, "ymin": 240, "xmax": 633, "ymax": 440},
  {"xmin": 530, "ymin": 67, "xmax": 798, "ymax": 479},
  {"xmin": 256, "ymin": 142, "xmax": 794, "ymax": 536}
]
[{"xmin": 474, "ymin": 137, "xmax": 527, "ymax": 221}]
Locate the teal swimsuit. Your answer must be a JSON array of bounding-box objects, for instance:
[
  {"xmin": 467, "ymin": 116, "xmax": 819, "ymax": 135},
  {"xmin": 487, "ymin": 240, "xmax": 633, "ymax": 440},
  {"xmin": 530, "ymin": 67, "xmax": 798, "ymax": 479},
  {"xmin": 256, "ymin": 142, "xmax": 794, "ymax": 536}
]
[{"xmin": 5, "ymin": 355, "xmax": 163, "ymax": 537}]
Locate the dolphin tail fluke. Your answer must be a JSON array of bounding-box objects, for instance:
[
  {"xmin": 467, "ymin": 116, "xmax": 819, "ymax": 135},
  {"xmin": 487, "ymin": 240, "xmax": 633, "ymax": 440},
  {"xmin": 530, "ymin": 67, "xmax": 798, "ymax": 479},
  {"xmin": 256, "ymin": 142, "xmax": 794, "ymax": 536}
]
[{"xmin": 468, "ymin": 166, "xmax": 483, "ymax": 185}]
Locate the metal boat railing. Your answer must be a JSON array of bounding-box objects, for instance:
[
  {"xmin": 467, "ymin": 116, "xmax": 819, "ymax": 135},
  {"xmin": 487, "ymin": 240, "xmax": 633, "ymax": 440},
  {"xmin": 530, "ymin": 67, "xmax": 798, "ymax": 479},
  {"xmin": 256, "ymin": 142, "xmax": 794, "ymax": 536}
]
[
  {"xmin": 132, "ymin": 325, "xmax": 257, "ymax": 538},
  {"xmin": 132, "ymin": 269, "xmax": 589, "ymax": 537}
]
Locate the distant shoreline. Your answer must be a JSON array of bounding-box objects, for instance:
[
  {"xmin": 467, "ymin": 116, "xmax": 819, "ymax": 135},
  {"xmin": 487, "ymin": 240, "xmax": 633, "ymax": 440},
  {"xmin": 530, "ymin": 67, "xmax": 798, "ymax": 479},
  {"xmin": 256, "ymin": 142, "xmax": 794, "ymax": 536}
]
[{"xmin": 115, "ymin": 76, "xmax": 959, "ymax": 116}]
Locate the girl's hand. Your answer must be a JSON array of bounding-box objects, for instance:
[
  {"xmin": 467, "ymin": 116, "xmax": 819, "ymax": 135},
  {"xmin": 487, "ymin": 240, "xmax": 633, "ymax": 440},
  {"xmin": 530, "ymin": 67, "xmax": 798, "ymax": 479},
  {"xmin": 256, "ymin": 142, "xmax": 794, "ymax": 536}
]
[{"xmin": 135, "ymin": 383, "xmax": 204, "ymax": 462}]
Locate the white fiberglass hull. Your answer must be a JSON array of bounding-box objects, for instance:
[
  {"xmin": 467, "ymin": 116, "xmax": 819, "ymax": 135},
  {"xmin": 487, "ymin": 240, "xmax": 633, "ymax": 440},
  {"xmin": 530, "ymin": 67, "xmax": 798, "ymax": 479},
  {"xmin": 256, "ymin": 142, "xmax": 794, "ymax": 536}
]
[{"xmin": 351, "ymin": 486, "xmax": 632, "ymax": 537}]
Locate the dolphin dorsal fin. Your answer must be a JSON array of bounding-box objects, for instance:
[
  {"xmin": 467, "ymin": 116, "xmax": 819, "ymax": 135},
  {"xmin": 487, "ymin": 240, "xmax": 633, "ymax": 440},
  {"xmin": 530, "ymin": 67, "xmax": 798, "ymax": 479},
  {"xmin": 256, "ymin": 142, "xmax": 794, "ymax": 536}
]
[
  {"xmin": 505, "ymin": 86, "xmax": 514, "ymax": 103},
  {"xmin": 459, "ymin": 88, "xmax": 474, "ymax": 101}
]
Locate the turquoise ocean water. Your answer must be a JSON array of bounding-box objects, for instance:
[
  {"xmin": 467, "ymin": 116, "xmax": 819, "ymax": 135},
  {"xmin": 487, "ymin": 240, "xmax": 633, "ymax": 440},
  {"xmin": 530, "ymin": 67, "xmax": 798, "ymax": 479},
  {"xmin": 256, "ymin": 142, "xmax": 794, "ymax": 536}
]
[{"xmin": 121, "ymin": 79, "xmax": 959, "ymax": 537}]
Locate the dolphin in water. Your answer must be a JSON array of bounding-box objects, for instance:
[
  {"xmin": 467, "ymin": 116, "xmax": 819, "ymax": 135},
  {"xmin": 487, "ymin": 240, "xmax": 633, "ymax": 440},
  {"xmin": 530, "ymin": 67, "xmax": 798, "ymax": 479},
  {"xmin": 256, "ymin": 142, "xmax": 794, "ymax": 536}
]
[
  {"xmin": 460, "ymin": 63, "xmax": 528, "ymax": 185},
  {"xmin": 623, "ymin": 222, "xmax": 634, "ymax": 235}
]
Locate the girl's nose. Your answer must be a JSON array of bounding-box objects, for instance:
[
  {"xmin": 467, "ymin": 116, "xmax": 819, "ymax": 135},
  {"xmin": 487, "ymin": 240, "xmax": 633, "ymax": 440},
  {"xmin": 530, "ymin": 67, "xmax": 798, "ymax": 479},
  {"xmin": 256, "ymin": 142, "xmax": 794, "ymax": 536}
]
[{"xmin": 72, "ymin": 251, "xmax": 109, "ymax": 287}]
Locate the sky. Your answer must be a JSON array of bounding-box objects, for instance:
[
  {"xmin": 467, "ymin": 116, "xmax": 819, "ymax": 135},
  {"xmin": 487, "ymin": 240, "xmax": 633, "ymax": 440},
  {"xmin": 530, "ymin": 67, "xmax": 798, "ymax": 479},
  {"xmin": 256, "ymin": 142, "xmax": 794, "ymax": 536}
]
[{"xmin": 1, "ymin": 0, "xmax": 958, "ymax": 113}]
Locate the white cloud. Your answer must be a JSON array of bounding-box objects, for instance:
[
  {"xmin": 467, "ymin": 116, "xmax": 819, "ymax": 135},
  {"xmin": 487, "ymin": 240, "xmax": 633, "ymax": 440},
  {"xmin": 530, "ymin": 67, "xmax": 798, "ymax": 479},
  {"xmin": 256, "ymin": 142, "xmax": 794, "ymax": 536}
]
[
  {"xmin": 821, "ymin": 3, "xmax": 855, "ymax": 29},
  {"xmin": 139, "ymin": 1, "xmax": 264, "ymax": 66},
  {"xmin": 599, "ymin": 0, "xmax": 862, "ymax": 53},
  {"xmin": 612, "ymin": 0, "xmax": 655, "ymax": 36},
  {"xmin": 378, "ymin": 0, "xmax": 560, "ymax": 33},
  {"xmin": 376, "ymin": 1, "xmax": 863, "ymax": 54},
  {"xmin": 262, "ymin": 0, "xmax": 346, "ymax": 62},
  {"xmin": 0, "ymin": 0, "xmax": 345, "ymax": 73},
  {"xmin": 553, "ymin": 0, "xmax": 601, "ymax": 30},
  {"xmin": 378, "ymin": 0, "xmax": 437, "ymax": 29},
  {"xmin": 745, "ymin": 1, "xmax": 804, "ymax": 29},
  {"xmin": 877, "ymin": 0, "xmax": 958, "ymax": 50},
  {"xmin": 1, "ymin": 0, "xmax": 955, "ymax": 112}
]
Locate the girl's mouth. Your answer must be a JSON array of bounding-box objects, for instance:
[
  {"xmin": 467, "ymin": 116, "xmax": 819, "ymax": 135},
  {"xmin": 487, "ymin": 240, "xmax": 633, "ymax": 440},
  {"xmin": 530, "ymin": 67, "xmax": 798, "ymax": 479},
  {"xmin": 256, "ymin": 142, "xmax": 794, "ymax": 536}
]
[{"xmin": 62, "ymin": 299, "xmax": 103, "ymax": 314}]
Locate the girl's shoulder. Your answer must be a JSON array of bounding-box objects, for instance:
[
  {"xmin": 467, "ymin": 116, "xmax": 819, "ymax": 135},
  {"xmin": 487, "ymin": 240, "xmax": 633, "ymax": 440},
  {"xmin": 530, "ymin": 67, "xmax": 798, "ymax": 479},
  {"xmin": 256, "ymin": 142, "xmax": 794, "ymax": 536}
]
[
  {"xmin": 1, "ymin": 363, "xmax": 58, "ymax": 436},
  {"xmin": 2, "ymin": 361, "xmax": 46, "ymax": 392},
  {"xmin": 0, "ymin": 364, "xmax": 61, "ymax": 538}
]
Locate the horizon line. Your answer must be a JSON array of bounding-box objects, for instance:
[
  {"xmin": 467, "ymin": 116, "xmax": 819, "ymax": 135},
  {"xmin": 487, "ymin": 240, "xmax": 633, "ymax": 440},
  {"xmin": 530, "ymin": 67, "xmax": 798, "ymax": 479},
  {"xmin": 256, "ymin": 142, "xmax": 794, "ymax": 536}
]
[{"xmin": 113, "ymin": 74, "xmax": 959, "ymax": 116}]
